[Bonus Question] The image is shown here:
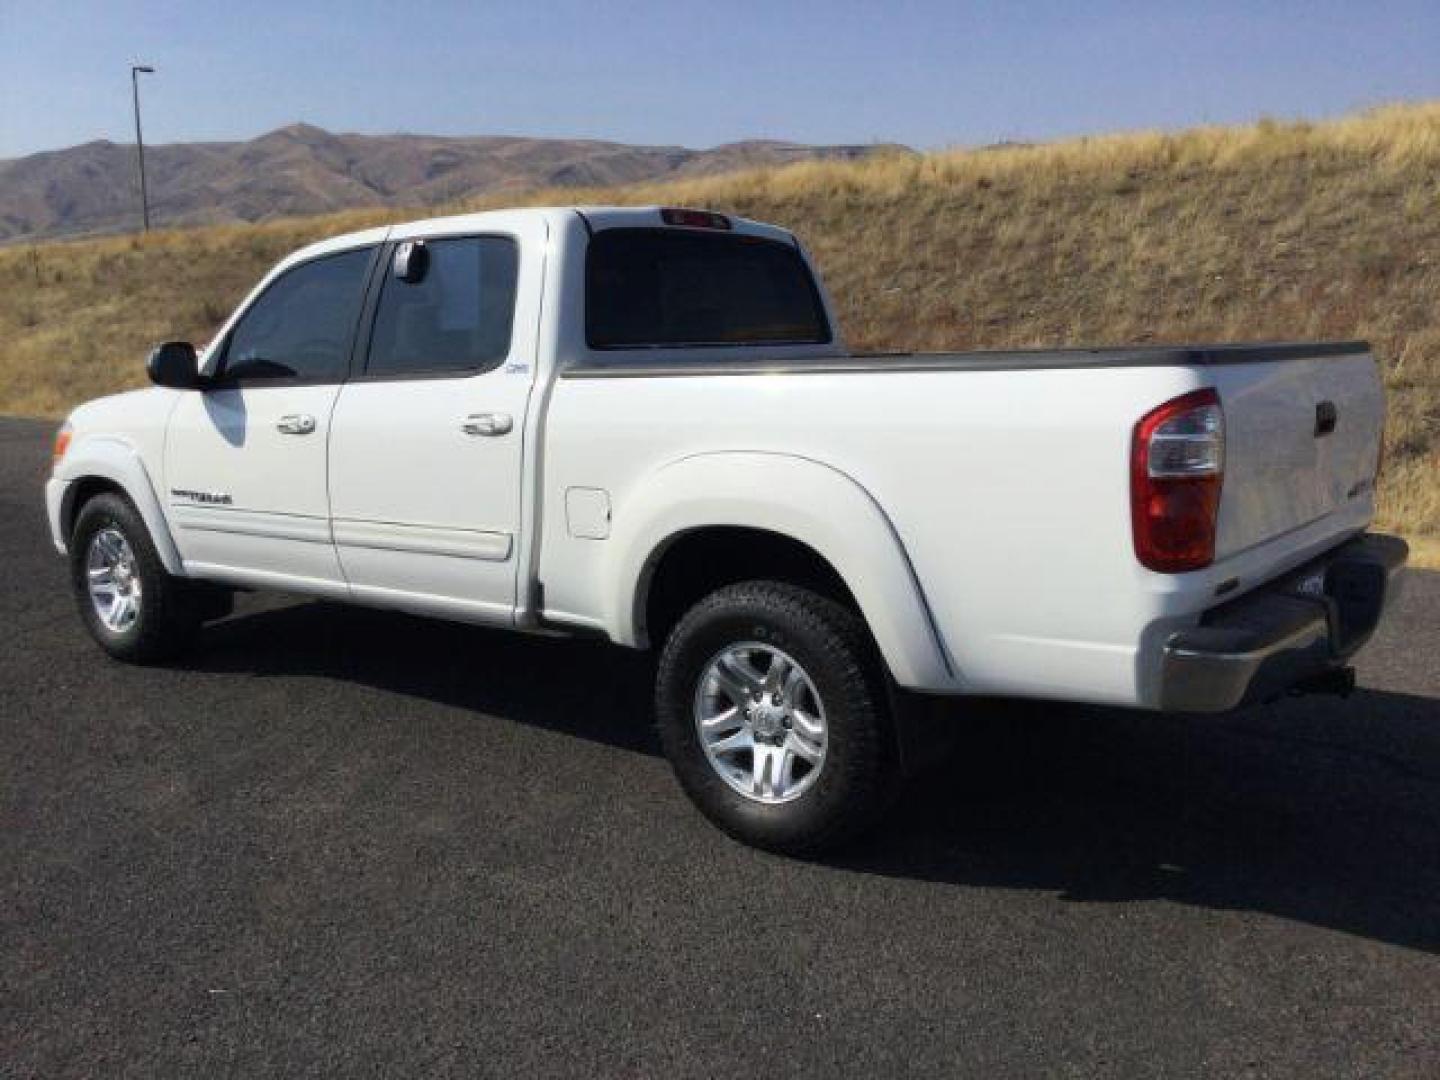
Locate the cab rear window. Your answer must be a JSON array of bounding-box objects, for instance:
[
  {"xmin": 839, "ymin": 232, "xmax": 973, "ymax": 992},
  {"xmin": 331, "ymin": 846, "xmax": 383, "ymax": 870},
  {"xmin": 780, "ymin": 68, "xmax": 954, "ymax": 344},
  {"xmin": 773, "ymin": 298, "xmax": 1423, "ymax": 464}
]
[{"xmin": 586, "ymin": 229, "xmax": 830, "ymax": 349}]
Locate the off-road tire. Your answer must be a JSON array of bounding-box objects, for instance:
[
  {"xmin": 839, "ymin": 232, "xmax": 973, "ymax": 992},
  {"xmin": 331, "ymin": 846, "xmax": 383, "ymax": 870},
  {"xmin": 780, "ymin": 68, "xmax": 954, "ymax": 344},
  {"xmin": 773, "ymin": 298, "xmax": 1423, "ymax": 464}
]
[
  {"xmin": 655, "ymin": 580, "xmax": 895, "ymax": 855},
  {"xmin": 69, "ymin": 492, "xmax": 204, "ymax": 663}
]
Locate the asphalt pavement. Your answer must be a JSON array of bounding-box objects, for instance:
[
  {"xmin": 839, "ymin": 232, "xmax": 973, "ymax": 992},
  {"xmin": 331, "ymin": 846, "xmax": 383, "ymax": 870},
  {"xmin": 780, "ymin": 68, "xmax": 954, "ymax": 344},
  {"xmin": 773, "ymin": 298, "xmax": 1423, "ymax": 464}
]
[{"xmin": 3, "ymin": 415, "xmax": 1438, "ymax": 1077}]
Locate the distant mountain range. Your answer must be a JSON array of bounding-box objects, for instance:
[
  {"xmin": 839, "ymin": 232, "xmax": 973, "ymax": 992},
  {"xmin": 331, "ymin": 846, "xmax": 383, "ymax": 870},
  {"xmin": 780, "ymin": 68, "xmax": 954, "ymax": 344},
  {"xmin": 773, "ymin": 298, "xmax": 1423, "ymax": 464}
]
[{"xmin": 0, "ymin": 124, "xmax": 910, "ymax": 243}]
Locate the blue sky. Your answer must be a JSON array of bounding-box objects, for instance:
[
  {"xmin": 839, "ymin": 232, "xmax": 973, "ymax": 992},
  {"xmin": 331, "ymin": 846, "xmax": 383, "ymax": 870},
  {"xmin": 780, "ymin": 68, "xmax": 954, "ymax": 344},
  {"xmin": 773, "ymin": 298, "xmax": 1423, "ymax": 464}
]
[{"xmin": 2, "ymin": 0, "xmax": 1438, "ymax": 158}]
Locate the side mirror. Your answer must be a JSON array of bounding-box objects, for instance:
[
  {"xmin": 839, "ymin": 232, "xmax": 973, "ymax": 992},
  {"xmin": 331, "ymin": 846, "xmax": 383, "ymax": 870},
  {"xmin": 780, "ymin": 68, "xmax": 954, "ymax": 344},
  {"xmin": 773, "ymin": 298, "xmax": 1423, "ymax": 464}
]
[
  {"xmin": 393, "ymin": 240, "xmax": 429, "ymax": 283},
  {"xmin": 146, "ymin": 341, "xmax": 202, "ymax": 389}
]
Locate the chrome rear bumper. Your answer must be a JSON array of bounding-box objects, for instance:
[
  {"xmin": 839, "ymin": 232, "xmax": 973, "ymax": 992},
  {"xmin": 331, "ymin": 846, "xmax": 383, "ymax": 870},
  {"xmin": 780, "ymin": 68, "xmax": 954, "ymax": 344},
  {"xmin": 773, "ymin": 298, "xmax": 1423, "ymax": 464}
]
[{"xmin": 1159, "ymin": 532, "xmax": 1408, "ymax": 712}]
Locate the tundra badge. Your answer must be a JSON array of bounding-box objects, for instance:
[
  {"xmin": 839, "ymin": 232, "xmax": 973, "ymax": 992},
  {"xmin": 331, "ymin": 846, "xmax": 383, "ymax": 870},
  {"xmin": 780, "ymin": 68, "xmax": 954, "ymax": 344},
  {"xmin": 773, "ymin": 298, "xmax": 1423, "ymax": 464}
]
[{"xmin": 170, "ymin": 488, "xmax": 233, "ymax": 505}]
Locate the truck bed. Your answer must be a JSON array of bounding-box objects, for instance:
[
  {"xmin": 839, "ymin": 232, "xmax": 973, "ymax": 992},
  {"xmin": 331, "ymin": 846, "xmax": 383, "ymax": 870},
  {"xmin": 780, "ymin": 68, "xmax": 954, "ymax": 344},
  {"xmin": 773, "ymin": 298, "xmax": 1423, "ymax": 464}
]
[{"xmin": 546, "ymin": 337, "xmax": 1384, "ymax": 706}]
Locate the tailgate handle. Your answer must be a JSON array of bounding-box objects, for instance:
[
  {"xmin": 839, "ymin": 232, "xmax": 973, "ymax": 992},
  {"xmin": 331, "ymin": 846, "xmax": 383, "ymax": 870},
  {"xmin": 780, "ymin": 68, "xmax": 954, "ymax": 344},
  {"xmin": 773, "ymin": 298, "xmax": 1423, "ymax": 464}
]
[{"xmin": 1315, "ymin": 401, "xmax": 1337, "ymax": 437}]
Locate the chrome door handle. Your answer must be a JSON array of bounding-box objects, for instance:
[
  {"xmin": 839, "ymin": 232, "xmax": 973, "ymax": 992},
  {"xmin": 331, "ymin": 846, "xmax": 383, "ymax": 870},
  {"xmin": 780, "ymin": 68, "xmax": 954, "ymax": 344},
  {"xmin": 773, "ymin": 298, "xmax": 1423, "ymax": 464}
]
[
  {"xmin": 461, "ymin": 412, "xmax": 513, "ymax": 437},
  {"xmin": 276, "ymin": 414, "xmax": 317, "ymax": 435}
]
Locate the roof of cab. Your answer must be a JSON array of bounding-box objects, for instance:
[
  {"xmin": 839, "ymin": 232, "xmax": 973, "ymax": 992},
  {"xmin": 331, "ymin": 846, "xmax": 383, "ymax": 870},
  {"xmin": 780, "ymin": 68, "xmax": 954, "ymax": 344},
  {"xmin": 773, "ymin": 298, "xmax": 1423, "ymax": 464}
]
[{"xmin": 280, "ymin": 205, "xmax": 792, "ymax": 268}]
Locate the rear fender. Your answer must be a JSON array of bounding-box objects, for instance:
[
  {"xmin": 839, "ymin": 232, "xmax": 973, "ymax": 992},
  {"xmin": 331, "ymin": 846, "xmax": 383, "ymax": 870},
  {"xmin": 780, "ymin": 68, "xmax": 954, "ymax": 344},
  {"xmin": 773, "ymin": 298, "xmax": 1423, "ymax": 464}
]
[{"xmin": 606, "ymin": 452, "xmax": 957, "ymax": 690}]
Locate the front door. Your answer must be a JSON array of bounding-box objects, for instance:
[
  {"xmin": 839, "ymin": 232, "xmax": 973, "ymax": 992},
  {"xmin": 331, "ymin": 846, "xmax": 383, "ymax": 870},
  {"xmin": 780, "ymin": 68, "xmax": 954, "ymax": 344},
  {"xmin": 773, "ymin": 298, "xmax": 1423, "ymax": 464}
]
[
  {"xmin": 164, "ymin": 245, "xmax": 376, "ymax": 588},
  {"xmin": 327, "ymin": 220, "xmax": 543, "ymax": 623}
]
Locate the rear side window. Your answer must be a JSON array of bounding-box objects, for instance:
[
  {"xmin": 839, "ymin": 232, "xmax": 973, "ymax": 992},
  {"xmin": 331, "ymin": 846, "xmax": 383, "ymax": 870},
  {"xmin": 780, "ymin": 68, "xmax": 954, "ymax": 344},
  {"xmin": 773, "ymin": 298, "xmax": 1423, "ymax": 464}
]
[
  {"xmin": 366, "ymin": 236, "xmax": 519, "ymax": 377},
  {"xmin": 223, "ymin": 247, "xmax": 374, "ymax": 382},
  {"xmin": 586, "ymin": 229, "xmax": 830, "ymax": 349}
]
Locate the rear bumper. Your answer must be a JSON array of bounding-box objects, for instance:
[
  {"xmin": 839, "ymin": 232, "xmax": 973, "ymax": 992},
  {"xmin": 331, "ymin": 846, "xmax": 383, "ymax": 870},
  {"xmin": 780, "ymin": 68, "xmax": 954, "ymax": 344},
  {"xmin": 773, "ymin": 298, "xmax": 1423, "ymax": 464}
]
[{"xmin": 1159, "ymin": 531, "xmax": 1407, "ymax": 712}]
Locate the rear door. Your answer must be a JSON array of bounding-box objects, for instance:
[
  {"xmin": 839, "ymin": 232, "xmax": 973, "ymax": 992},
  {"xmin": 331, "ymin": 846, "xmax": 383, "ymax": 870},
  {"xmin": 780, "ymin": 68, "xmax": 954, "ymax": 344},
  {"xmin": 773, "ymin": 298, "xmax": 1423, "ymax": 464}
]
[
  {"xmin": 164, "ymin": 245, "xmax": 377, "ymax": 585},
  {"xmin": 326, "ymin": 217, "xmax": 544, "ymax": 623}
]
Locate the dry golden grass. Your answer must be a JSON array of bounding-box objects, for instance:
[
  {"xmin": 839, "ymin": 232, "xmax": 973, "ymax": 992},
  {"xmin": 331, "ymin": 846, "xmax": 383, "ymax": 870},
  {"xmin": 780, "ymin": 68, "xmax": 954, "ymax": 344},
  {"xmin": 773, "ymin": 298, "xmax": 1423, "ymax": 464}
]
[{"xmin": 2, "ymin": 103, "xmax": 1437, "ymax": 558}]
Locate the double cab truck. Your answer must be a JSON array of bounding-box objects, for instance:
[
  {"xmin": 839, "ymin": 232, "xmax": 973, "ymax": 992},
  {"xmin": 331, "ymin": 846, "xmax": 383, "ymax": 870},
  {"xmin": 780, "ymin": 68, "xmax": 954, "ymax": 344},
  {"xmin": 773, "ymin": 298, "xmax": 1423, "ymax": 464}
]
[{"xmin": 46, "ymin": 206, "xmax": 1407, "ymax": 852}]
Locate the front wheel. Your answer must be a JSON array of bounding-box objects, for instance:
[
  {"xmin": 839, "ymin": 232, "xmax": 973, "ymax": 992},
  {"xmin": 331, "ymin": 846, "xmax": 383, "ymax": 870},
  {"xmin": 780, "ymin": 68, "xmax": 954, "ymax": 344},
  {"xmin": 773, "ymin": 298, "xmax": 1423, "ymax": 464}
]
[
  {"xmin": 655, "ymin": 581, "xmax": 895, "ymax": 855},
  {"xmin": 70, "ymin": 492, "xmax": 204, "ymax": 663}
]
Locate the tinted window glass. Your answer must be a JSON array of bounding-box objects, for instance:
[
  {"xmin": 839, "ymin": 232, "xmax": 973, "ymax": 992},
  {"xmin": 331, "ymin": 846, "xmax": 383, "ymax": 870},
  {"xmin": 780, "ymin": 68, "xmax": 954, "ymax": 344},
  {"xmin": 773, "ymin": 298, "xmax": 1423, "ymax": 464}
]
[
  {"xmin": 586, "ymin": 229, "xmax": 829, "ymax": 349},
  {"xmin": 224, "ymin": 247, "xmax": 373, "ymax": 381},
  {"xmin": 367, "ymin": 237, "xmax": 519, "ymax": 376}
]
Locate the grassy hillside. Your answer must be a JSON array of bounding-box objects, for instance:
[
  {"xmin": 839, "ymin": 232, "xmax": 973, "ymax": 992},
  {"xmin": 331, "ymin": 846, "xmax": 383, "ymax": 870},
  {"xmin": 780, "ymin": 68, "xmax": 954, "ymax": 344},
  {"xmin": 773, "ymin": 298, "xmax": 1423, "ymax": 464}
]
[{"xmin": 2, "ymin": 104, "xmax": 1437, "ymax": 554}]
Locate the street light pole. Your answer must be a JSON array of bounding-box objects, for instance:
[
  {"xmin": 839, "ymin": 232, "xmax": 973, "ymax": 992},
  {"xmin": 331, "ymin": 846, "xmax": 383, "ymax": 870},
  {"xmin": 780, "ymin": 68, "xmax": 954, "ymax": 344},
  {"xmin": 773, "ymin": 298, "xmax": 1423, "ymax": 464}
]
[{"xmin": 130, "ymin": 65, "xmax": 155, "ymax": 232}]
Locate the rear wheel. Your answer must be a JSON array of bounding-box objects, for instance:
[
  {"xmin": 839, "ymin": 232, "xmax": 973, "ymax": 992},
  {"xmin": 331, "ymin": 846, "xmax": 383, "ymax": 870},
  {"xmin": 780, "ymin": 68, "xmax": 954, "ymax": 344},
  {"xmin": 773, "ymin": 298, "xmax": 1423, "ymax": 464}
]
[
  {"xmin": 655, "ymin": 581, "xmax": 895, "ymax": 855},
  {"xmin": 70, "ymin": 492, "xmax": 206, "ymax": 663}
]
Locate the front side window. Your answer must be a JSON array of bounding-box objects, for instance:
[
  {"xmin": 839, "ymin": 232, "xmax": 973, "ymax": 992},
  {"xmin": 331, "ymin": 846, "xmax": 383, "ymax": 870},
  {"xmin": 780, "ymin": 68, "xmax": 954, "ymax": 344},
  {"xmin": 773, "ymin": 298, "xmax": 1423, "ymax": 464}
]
[
  {"xmin": 586, "ymin": 229, "xmax": 830, "ymax": 349},
  {"xmin": 223, "ymin": 247, "xmax": 374, "ymax": 382},
  {"xmin": 366, "ymin": 236, "xmax": 519, "ymax": 377}
]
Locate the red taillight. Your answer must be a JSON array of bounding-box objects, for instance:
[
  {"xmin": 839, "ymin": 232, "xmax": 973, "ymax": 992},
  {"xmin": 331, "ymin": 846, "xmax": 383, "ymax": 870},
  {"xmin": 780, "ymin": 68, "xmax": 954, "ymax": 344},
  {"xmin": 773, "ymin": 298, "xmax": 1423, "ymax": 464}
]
[
  {"xmin": 659, "ymin": 207, "xmax": 732, "ymax": 230},
  {"xmin": 1131, "ymin": 388, "xmax": 1224, "ymax": 572}
]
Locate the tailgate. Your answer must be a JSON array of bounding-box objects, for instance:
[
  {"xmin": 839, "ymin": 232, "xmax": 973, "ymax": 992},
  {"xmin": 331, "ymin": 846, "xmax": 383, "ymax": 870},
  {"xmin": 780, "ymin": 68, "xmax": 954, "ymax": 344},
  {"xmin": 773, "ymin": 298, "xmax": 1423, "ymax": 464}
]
[{"xmin": 1212, "ymin": 350, "xmax": 1384, "ymax": 557}]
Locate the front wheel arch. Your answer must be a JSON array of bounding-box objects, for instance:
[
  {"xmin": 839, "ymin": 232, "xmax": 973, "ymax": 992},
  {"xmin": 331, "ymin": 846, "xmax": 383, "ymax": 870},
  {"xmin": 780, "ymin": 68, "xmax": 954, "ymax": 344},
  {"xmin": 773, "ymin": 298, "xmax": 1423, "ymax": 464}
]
[
  {"xmin": 55, "ymin": 438, "xmax": 185, "ymax": 575},
  {"xmin": 68, "ymin": 490, "xmax": 202, "ymax": 663},
  {"xmin": 63, "ymin": 476, "xmax": 127, "ymax": 544}
]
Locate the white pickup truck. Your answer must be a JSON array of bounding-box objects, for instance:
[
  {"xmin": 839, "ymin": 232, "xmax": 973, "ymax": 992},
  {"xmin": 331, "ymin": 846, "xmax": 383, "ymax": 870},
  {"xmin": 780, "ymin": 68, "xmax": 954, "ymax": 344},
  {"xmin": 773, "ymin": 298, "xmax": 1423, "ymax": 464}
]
[{"xmin": 46, "ymin": 206, "xmax": 1406, "ymax": 852}]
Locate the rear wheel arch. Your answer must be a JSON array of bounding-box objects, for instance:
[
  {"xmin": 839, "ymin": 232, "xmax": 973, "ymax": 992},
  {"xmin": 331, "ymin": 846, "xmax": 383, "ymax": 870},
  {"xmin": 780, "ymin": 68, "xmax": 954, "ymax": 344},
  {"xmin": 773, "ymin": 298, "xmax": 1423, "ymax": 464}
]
[
  {"xmin": 607, "ymin": 452, "xmax": 956, "ymax": 691},
  {"xmin": 640, "ymin": 526, "xmax": 859, "ymax": 650}
]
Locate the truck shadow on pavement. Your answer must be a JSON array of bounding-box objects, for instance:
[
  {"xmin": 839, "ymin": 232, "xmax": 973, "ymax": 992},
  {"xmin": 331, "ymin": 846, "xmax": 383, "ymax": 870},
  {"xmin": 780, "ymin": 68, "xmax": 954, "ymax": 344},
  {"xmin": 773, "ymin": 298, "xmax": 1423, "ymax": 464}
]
[
  {"xmin": 845, "ymin": 696, "xmax": 1440, "ymax": 956},
  {"xmin": 191, "ymin": 597, "xmax": 1440, "ymax": 955}
]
